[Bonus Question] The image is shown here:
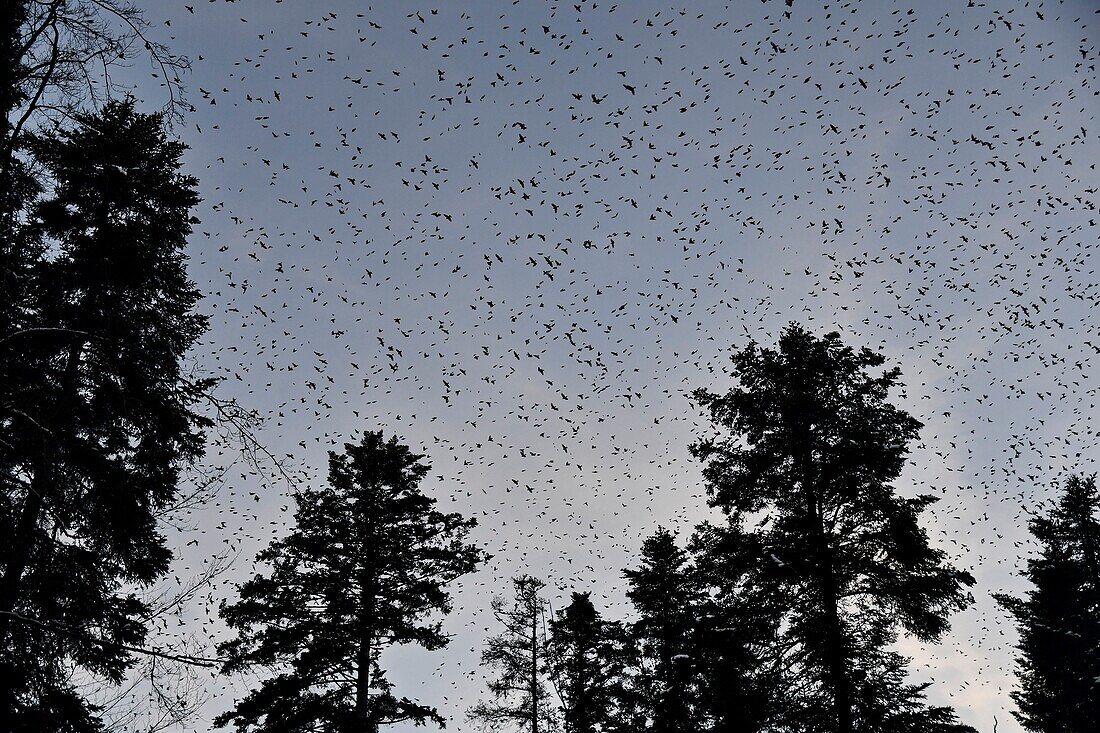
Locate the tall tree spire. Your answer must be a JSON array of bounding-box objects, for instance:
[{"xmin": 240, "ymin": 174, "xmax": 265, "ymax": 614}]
[
  {"xmin": 996, "ymin": 474, "xmax": 1100, "ymax": 732},
  {"xmin": 217, "ymin": 431, "xmax": 484, "ymax": 733},
  {"xmin": 692, "ymin": 325, "xmax": 975, "ymax": 733}
]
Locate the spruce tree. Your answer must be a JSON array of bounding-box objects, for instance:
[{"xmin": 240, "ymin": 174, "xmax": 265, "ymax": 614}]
[
  {"xmin": 623, "ymin": 529, "xmax": 703, "ymax": 733},
  {"xmin": 849, "ymin": 649, "xmax": 977, "ymax": 733},
  {"xmin": 0, "ymin": 99, "xmax": 212, "ymax": 732},
  {"xmin": 995, "ymin": 474, "xmax": 1100, "ymax": 732},
  {"xmin": 216, "ymin": 431, "xmax": 484, "ymax": 733},
  {"xmin": 548, "ymin": 592, "xmax": 624, "ymax": 733},
  {"xmin": 692, "ymin": 325, "xmax": 975, "ymax": 733},
  {"xmin": 687, "ymin": 523, "xmax": 781, "ymax": 733},
  {"xmin": 470, "ymin": 575, "xmax": 557, "ymax": 733}
]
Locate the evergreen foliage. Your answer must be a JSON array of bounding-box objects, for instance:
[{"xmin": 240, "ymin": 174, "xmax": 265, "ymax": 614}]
[
  {"xmin": 217, "ymin": 432, "xmax": 484, "ymax": 733},
  {"xmin": 691, "ymin": 325, "xmax": 976, "ymax": 733},
  {"xmin": 548, "ymin": 592, "xmax": 625, "ymax": 733},
  {"xmin": 0, "ymin": 99, "xmax": 210, "ymax": 732},
  {"xmin": 996, "ymin": 474, "xmax": 1100, "ymax": 733},
  {"xmin": 622, "ymin": 529, "xmax": 704, "ymax": 733},
  {"xmin": 687, "ymin": 523, "xmax": 783, "ymax": 733}
]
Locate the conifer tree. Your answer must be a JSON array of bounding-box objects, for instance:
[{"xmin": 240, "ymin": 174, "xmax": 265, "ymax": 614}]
[
  {"xmin": 216, "ymin": 431, "xmax": 484, "ymax": 733},
  {"xmin": 0, "ymin": 99, "xmax": 212, "ymax": 732},
  {"xmin": 848, "ymin": 649, "xmax": 977, "ymax": 733},
  {"xmin": 623, "ymin": 529, "xmax": 703, "ymax": 733},
  {"xmin": 470, "ymin": 575, "xmax": 557, "ymax": 733},
  {"xmin": 688, "ymin": 523, "xmax": 782, "ymax": 733},
  {"xmin": 548, "ymin": 592, "xmax": 625, "ymax": 733},
  {"xmin": 995, "ymin": 474, "xmax": 1100, "ymax": 733},
  {"xmin": 692, "ymin": 325, "xmax": 975, "ymax": 733}
]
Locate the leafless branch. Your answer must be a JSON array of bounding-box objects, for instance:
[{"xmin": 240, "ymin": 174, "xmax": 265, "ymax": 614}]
[
  {"xmin": 200, "ymin": 391, "xmax": 303, "ymax": 491},
  {"xmin": 3, "ymin": 0, "xmax": 191, "ymax": 181},
  {"xmin": 0, "ymin": 609, "xmax": 220, "ymax": 667}
]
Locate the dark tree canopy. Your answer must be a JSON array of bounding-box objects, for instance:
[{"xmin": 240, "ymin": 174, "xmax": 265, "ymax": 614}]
[
  {"xmin": 548, "ymin": 592, "xmax": 625, "ymax": 733},
  {"xmin": 623, "ymin": 528, "xmax": 704, "ymax": 733},
  {"xmin": 217, "ymin": 431, "xmax": 484, "ymax": 733},
  {"xmin": 996, "ymin": 474, "xmax": 1100, "ymax": 733},
  {"xmin": 0, "ymin": 99, "xmax": 210, "ymax": 732},
  {"xmin": 3, "ymin": 0, "xmax": 187, "ymax": 246},
  {"xmin": 686, "ymin": 523, "xmax": 783, "ymax": 733},
  {"xmin": 549, "ymin": 593, "xmax": 603, "ymax": 733},
  {"xmin": 692, "ymin": 325, "xmax": 975, "ymax": 733}
]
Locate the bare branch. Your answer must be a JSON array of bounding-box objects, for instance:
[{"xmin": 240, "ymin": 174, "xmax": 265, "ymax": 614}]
[{"xmin": 0, "ymin": 609, "xmax": 221, "ymax": 667}]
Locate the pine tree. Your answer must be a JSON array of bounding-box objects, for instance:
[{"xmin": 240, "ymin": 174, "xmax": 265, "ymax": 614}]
[
  {"xmin": 687, "ymin": 523, "xmax": 782, "ymax": 733},
  {"xmin": 995, "ymin": 474, "xmax": 1100, "ymax": 733},
  {"xmin": 0, "ymin": 99, "xmax": 212, "ymax": 732},
  {"xmin": 470, "ymin": 575, "xmax": 557, "ymax": 733},
  {"xmin": 692, "ymin": 325, "xmax": 975, "ymax": 733},
  {"xmin": 623, "ymin": 529, "xmax": 703, "ymax": 733},
  {"xmin": 548, "ymin": 592, "xmax": 624, "ymax": 733},
  {"xmin": 849, "ymin": 649, "xmax": 977, "ymax": 733},
  {"xmin": 216, "ymin": 431, "xmax": 484, "ymax": 733}
]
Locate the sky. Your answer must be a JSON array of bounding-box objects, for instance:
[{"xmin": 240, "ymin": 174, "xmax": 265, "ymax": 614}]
[{"xmin": 108, "ymin": 1, "xmax": 1100, "ymax": 731}]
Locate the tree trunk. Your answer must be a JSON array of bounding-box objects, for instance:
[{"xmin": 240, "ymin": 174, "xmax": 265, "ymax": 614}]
[
  {"xmin": 356, "ymin": 518, "xmax": 378, "ymax": 733},
  {"xmin": 356, "ymin": 624, "xmax": 375, "ymax": 733},
  {"xmin": 0, "ymin": 453, "xmax": 46, "ymax": 721},
  {"xmin": 800, "ymin": 432, "xmax": 853, "ymax": 733},
  {"xmin": 0, "ymin": 341, "xmax": 78, "ymax": 722},
  {"xmin": 0, "ymin": 342, "xmax": 78, "ymax": 636},
  {"xmin": 0, "ymin": 457, "xmax": 46, "ymax": 633},
  {"xmin": 531, "ymin": 608, "xmax": 539, "ymax": 733},
  {"xmin": 820, "ymin": 565, "xmax": 853, "ymax": 733}
]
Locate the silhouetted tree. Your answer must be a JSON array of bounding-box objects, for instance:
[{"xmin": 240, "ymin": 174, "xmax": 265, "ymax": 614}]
[
  {"xmin": 692, "ymin": 325, "xmax": 975, "ymax": 733},
  {"xmin": 4, "ymin": 1, "xmax": 186, "ymax": 147},
  {"xmin": 0, "ymin": 99, "xmax": 212, "ymax": 731},
  {"xmin": 548, "ymin": 592, "xmax": 626, "ymax": 733},
  {"xmin": 995, "ymin": 474, "xmax": 1100, "ymax": 733},
  {"xmin": 848, "ymin": 649, "xmax": 977, "ymax": 733},
  {"xmin": 216, "ymin": 431, "xmax": 484, "ymax": 733},
  {"xmin": 623, "ymin": 529, "xmax": 704, "ymax": 733},
  {"xmin": 470, "ymin": 575, "xmax": 557, "ymax": 733},
  {"xmin": 3, "ymin": 0, "xmax": 187, "ymax": 240},
  {"xmin": 688, "ymin": 523, "xmax": 783, "ymax": 733},
  {"xmin": 1, "ymin": 1, "xmax": 31, "ymax": 227}
]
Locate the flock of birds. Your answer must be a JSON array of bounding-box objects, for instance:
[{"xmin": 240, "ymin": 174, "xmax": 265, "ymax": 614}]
[{"xmin": 120, "ymin": 1, "xmax": 1100, "ymax": 731}]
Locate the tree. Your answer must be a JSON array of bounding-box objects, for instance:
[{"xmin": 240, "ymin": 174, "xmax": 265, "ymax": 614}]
[
  {"xmin": 2, "ymin": 0, "xmax": 187, "ymax": 163},
  {"xmin": 848, "ymin": 649, "xmax": 977, "ymax": 733},
  {"xmin": 0, "ymin": 99, "xmax": 213, "ymax": 731},
  {"xmin": 470, "ymin": 575, "xmax": 557, "ymax": 733},
  {"xmin": 995, "ymin": 474, "xmax": 1100, "ymax": 733},
  {"xmin": 216, "ymin": 431, "xmax": 484, "ymax": 733},
  {"xmin": 687, "ymin": 523, "xmax": 783, "ymax": 733},
  {"xmin": 3, "ymin": 0, "xmax": 187, "ymax": 252},
  {"xmin": 691, "ymin": 325, "xmax": 975, "ymax": 733},
  {"xmin": 623, "ymin": 529, "xmax": 703, "ymax": 733},
  {"xmin": 548, "ymin": 592, "xmax": 624, "ymax": 733}
]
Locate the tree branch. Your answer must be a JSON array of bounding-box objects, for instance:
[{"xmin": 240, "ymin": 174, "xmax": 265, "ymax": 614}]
[{"xmin": 0, "ymin": 609, "xmax": 221, "ymax": 667}]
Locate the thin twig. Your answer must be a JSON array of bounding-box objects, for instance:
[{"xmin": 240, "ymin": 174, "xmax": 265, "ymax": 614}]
[{"xmin": 0, "ymin": 609, "xmax": 221, "ymax": 667}]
